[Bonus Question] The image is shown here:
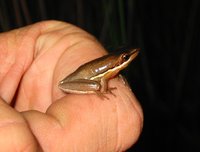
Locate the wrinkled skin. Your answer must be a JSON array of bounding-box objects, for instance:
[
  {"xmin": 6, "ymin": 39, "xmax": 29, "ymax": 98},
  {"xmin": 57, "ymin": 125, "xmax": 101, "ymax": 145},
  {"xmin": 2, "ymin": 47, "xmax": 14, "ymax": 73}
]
[{"xmin": 0, "ymin": 21, "xmax": 143, "ymax": 152}]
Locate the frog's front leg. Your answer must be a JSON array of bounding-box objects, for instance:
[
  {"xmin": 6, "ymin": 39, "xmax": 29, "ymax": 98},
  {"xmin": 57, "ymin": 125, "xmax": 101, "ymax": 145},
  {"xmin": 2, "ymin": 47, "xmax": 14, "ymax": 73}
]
[
  {"xmin": 59, "ymin": 79, "xmax": 101, "ymax": 94},
  {"xmin": 100, "ymin": 78, "xmax": 117, "ymax": 96}
]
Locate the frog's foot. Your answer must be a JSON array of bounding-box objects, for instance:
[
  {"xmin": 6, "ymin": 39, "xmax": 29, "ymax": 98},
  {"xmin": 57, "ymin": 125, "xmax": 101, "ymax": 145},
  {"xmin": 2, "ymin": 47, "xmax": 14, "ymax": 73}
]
[
  {"xmin": 95, "ymin": 91, "xmax": 109, "ymax": 100},
  {"xmin": 107, "ymin": 87, "xmax": 117, "ymax": 97},
  {"xmin": 94, "ymin": 87, "xmax": 117, "ymax": 100}
]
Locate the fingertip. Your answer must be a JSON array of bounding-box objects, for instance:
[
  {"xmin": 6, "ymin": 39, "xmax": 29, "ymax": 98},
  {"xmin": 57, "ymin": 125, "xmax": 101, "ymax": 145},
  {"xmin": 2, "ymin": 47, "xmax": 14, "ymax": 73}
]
[
  {"xmin": 108, "ymin": 78, "xmax": 144, "ymax": 150},
  {"xmin": 0, "ymin": 98, "xmax": 38, "ymax": 151}
]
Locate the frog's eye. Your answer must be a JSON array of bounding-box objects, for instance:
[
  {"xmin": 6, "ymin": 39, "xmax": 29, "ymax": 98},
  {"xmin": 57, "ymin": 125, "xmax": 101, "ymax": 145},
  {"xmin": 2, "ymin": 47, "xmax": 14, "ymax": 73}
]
[{"xmin": 122, "ymin": 54, "xmax": 130, "ymax": 62}]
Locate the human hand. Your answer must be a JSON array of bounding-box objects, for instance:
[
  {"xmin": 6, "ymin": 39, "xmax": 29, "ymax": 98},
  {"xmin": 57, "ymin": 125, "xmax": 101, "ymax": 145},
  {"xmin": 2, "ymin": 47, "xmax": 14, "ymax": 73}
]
[{"xmin": 0, "ymin": 21, "xmax": 143, "ymax": 151}]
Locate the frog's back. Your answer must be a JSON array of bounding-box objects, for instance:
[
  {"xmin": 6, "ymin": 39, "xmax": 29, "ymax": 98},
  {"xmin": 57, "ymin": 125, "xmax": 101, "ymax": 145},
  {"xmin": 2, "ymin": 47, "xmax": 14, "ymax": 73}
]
[{"xmin": 66, "ymin": 54, "xmax": 119, "ymax": 81}]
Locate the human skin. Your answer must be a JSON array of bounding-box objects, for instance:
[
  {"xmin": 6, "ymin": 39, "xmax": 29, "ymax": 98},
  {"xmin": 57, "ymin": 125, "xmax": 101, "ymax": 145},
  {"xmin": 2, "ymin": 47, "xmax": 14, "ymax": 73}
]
[{"xmin": 0, "ymin": 21, "xmax": 143, "ymax": 151}]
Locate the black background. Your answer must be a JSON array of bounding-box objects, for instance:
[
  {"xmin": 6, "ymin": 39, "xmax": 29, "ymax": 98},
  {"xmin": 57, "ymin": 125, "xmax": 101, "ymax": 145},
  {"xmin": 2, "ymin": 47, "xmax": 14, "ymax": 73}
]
[{"xmin": 0, "ymin": 0, "xmax": 200, "ymax": 151}]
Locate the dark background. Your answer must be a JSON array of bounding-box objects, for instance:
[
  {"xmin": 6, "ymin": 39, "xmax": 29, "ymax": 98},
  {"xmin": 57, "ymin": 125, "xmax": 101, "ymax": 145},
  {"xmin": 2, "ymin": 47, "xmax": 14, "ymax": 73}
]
[{"xmin": 0, "ymin": 0, "xmax": 199, "ymax": 151}]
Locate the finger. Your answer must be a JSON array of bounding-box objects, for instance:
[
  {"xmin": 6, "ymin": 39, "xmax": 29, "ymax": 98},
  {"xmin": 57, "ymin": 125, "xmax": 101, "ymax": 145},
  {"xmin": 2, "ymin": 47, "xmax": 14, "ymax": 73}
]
[
  {"xmin": 23, "ymin": 79, "xmax": 143, "ymax": 151},
  {"xmin": 0, "ymin": 97, "xmax": 39, "ymax": 151},
  {"xmin": 0, "ymin": 21, "xmax": 56, "ymax": 103},
  {"xmin": 15, "ymin": 21, "xmax": 106, "ymax": 112},
  {"xmin": 0, "ymin": 26, "xmax": 37, "ymax": 103}
]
